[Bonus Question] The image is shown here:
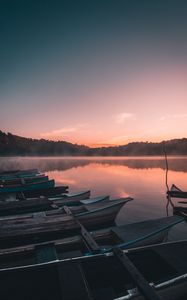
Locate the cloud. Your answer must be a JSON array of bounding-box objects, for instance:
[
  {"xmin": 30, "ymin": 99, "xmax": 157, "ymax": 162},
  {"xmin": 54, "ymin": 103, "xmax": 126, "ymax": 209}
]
[
  {"xmin": 173, "ymin": 114, "xmax": 187, "ymax": 119},
  {"xmin": 160, "ymin": 114, "xmax": 187, "ymax": 121},
  {"xmin": 115, "ymin": 113, "xmax": 135, "ymax": 124},
  {"xmin": 160, "ymin": 116, "xmax": 167, "ymax": 121},
  {"xmin": 41, "ymin": 127, "xmax": 77, "ymax": 137},
  {"xmin": 41, "ymin": 124, "xmax": 86, "ymax": 138}
]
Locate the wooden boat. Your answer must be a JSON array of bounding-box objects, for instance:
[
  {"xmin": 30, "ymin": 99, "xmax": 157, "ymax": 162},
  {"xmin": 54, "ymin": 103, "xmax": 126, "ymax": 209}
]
[
  {"xmin": 0, "ymin": 169, "xmax": 40, "ymax": 180},
  {"xmin": 0, "ymin": 179, "xmax": 55, "ymax": 194},
  {"xmin": 0, "ymin": 185, "xmax": 69, "ymax": 201},
  {"xmin": 167, "ymin": 184, "xmax": 187, "ymax": 198},
  {"xmin": 0, "ymin": 174, "xmax": 49, "ymax": 186},
  {"xmin": 0, "ymin": 169, "xmax": 25, "ymax": 175},
  {"xmin": 3, "ymin": 189, "xmax": 91, "ymax": 202},
  {"xmin": 0, "ymin": 194, "xmax": 111, "ymax": 217},
  {"xmin": 0, "ymin": 215, "xmax": 182, "ymax": 261},
  {"xmin": 48, "ymin": 190, "xmax": 91, "ymax": 201},
  {"xmin": 178, "ymin": 201, "xmax": 187, "ymax": 204},
  {"xmin": 173, "ymin": 206, "xmax": 187, "ymax": 217},
  {"xmin": 0, "ymin": 198, "xmax": 130, "ymax": 248},
  {"xmin": 0, "ymin": 168, "xmax": 38, "ymax": 176},
  {"xmin": 0, "ymin": 197, "xmax": 130, "ymax": 222},
  {"xmin": 16, "ymin": 185, "xmax": 69, "ymax": 198},
  {"xmin": 0, "ymin": 240, "xmax": 187, "ymax": 300}
]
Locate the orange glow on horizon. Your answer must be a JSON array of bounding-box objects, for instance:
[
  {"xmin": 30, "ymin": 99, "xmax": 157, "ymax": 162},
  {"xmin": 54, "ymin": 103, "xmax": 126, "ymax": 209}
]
[{"xmin": 36, "ymin": 135, "xmax": 187, "ymax": 148}]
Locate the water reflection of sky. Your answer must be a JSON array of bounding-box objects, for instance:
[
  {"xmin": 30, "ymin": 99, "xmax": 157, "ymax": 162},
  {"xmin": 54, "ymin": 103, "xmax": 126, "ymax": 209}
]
[{"xmin": 1, "ymin": 157, "xmax": 187, "ymax": 240}]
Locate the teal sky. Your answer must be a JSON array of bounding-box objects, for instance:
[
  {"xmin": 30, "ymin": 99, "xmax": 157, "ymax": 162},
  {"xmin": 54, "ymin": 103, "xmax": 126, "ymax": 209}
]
[{"xmin": 1, "ymin": 1, "xmax": 187, "ymax": 146}]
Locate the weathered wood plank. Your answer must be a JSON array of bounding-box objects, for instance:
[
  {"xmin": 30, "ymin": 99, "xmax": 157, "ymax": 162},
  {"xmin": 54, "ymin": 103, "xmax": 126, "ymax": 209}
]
[
  {"xmin": 113, "ymin": 247, "xmax": 161, "ymax": 300},
  {"xmin": 64, "ymin": 206, "xmax": 100, "ymax": 253}
]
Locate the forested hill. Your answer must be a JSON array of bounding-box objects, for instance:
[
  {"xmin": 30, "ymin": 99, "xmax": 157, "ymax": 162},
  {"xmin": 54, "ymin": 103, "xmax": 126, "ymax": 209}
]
[
  {"xmin": 0, "ymin": 131, "xmax": 89, "ymax": 156},
  {"xmin": 0, "ymin": 131, "xmax": 187, "ymax": 156}
]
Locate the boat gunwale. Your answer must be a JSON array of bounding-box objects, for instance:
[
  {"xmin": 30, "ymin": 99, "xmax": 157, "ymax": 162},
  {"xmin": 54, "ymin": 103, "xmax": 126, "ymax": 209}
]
[
  {"xmin": 0, "ymin": 238, "xmax": 186, "ymax": 273},
  {"xmin": 0, "ymin": 179, "xmax": 55, "ymax": 194},
  {"xmin": 0, "ymin": 217, "xmax": 182, "ymax": 259},
  {"xmin": 76, "ymin": 198, "xmax": 132, "ymax": 217},
  {"xmin": 103, "ymin": 216, "xmax": 184, "ymax": 252},
  {"xmin": 0, "ymin": 195, "xmax": 111, "ymax": 220},
  {"xmin": 114, "ymin": 273, "xmax": 187, "ymax": 300}
]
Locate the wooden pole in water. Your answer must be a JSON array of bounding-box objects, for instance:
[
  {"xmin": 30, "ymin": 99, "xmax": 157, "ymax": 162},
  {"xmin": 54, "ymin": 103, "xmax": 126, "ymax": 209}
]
[
  {"xmin": 163, "ymin": 141, "xmax": 174, "ymax": 211},
  {"xmin": 163, "ymin": 141, "xmax": 169, "ymax": 192}
]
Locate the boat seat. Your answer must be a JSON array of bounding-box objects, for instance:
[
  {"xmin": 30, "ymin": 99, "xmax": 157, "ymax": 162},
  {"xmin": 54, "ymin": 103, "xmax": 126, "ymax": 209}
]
[
  {"xmin": 33, "ymin": 211, "xmax": 46, "ymax": 218},
  {"xmin": 59, "ymin": 250, "xmax": 83, "ymax": 259},
  {"xmin": 35, "ymin": 243, "xmax": 58, "ymax": 263}
]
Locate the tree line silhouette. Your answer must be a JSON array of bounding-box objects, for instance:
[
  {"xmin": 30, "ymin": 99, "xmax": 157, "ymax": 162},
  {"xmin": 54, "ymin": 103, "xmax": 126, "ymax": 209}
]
[{"xmin": 1, "ymin": 130, "xmax": 187, "ymax": 156}]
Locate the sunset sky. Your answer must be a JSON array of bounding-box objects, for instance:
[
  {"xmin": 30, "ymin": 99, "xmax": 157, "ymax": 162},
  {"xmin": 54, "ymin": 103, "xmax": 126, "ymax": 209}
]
[{"xmin": 1, "ymin": 0, "xmax": 187, "ymax": 147}]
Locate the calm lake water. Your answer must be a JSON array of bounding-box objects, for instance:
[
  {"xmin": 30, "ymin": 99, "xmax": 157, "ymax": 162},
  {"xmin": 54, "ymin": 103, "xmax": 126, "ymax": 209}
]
[{"xmin": 0, "ymin": 156, "xmax": 187, "ymax": 241}]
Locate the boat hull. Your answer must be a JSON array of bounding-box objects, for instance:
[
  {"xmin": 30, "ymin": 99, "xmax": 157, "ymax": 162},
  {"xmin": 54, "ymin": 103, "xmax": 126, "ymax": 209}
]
[
  {"xmin": 17, "ymin": 185, "xmax": 68, "ymax": 198},
  {"xmin": 0, "ymin": 169, "xmax": 39, "ymax": 180},
  {"xmin": 0, "ymin": 175, "xmax": 49, "ymax": 186},
  {"xmin": 0, "ymin": 241, "xmax": 187, "ymax": 300},
  {"xmin": 0, "ymin": 180, "xmax": 55, "ymax": 194},
  {"xmin": 49, "ymin": 190, "xmax": 91, "ymax": 202},
  {"xmin": 0, "ymin": 216, "xmax": 182, "ymax": 263},
  {"xmin": 168, "ymin": 191, "xmax": 187, "ymax": 198},
  {"xmin": 167, "ymin": 184, "xmax": 187, "ymax": 198},
  {"xmin": 0, "ymin": 194, "xmax": 108, "ymax": 217},
  {"xmin": 0, "ymin": 199, "xmax": 128, "ymax": 248}
]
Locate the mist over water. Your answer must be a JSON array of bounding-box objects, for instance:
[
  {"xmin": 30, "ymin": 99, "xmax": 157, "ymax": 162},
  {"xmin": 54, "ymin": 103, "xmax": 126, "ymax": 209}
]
[
  {"xmin": 1, "ymin": 156, "xmax": 187, "ymax": 172},
  {"xmin": 0, "ymin": 156, "xmax": 187, "ymax": 241}
]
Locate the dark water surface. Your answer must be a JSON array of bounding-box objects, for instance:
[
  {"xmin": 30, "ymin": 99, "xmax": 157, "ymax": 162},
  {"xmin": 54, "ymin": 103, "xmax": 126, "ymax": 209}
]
[{"xmin": 0, "ymin": 156, "xmax": 187, "ymax": 241}]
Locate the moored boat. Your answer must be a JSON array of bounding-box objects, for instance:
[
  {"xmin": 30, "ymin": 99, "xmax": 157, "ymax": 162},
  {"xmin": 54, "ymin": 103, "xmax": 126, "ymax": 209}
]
[
  {"xmin": 0, "ymin": 239, "xmax": 187, "ymax": 299},
  {"xmin": 0, "ymin": 179, "xmax": 55, "ymax": 194},
  {"xmin": 0, "ymin": 169, "xmax": 40, "ymax": 180},
  {"xmin": 0, "ymin": 194, "xmax": 111, "ymax": 217},
  {"xmin": 48, "ymin": 190, "xmax": 91, "ymax": 201},
  {"xmin": 0, "ymin": 198, "xmax": 130, "ymax": 247},
  {"xmin": 0, "ymin": 175, "xmax": 49, "ymax": 186},
  {"xmin": 0, "ymin": 215, "xmax": 182, "ymax": 261},
  {"xmin": 16, "ymin": 185, "xmax": 69, "ymax": 198},
  {"xmin": 0, "ymin": 169, "xmax": 38, "ymax": 176},
  {"xmin": 173, "ymin": 206, "xmax": 187, "ymax": 217},
  {"xmin": 167, "ymin": 184, "xmax": 187, "ymax": 198},
  {"xmin": 0, "ymin": 189, "xmax": 90, "ymax": 203}
]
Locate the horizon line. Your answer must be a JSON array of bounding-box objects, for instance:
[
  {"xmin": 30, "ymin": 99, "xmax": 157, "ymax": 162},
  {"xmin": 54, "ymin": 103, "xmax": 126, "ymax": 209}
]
[{"xmin": 1, "ymin": 130, "xmax": 187, "ymax": 149}]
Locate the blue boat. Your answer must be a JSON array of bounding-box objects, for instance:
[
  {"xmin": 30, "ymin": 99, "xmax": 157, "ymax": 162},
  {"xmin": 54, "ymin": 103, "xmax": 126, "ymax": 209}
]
[
  {"xmin": 0, "ymin": 175, "xmax": 49, "ymax": 186},
  {"xmin": 0, "ymin": 179, "xmax": 55, "ymax": 194},
  {"xmin": 0, "ymin": 169, "xmax": 40, "ymax": 180}
]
